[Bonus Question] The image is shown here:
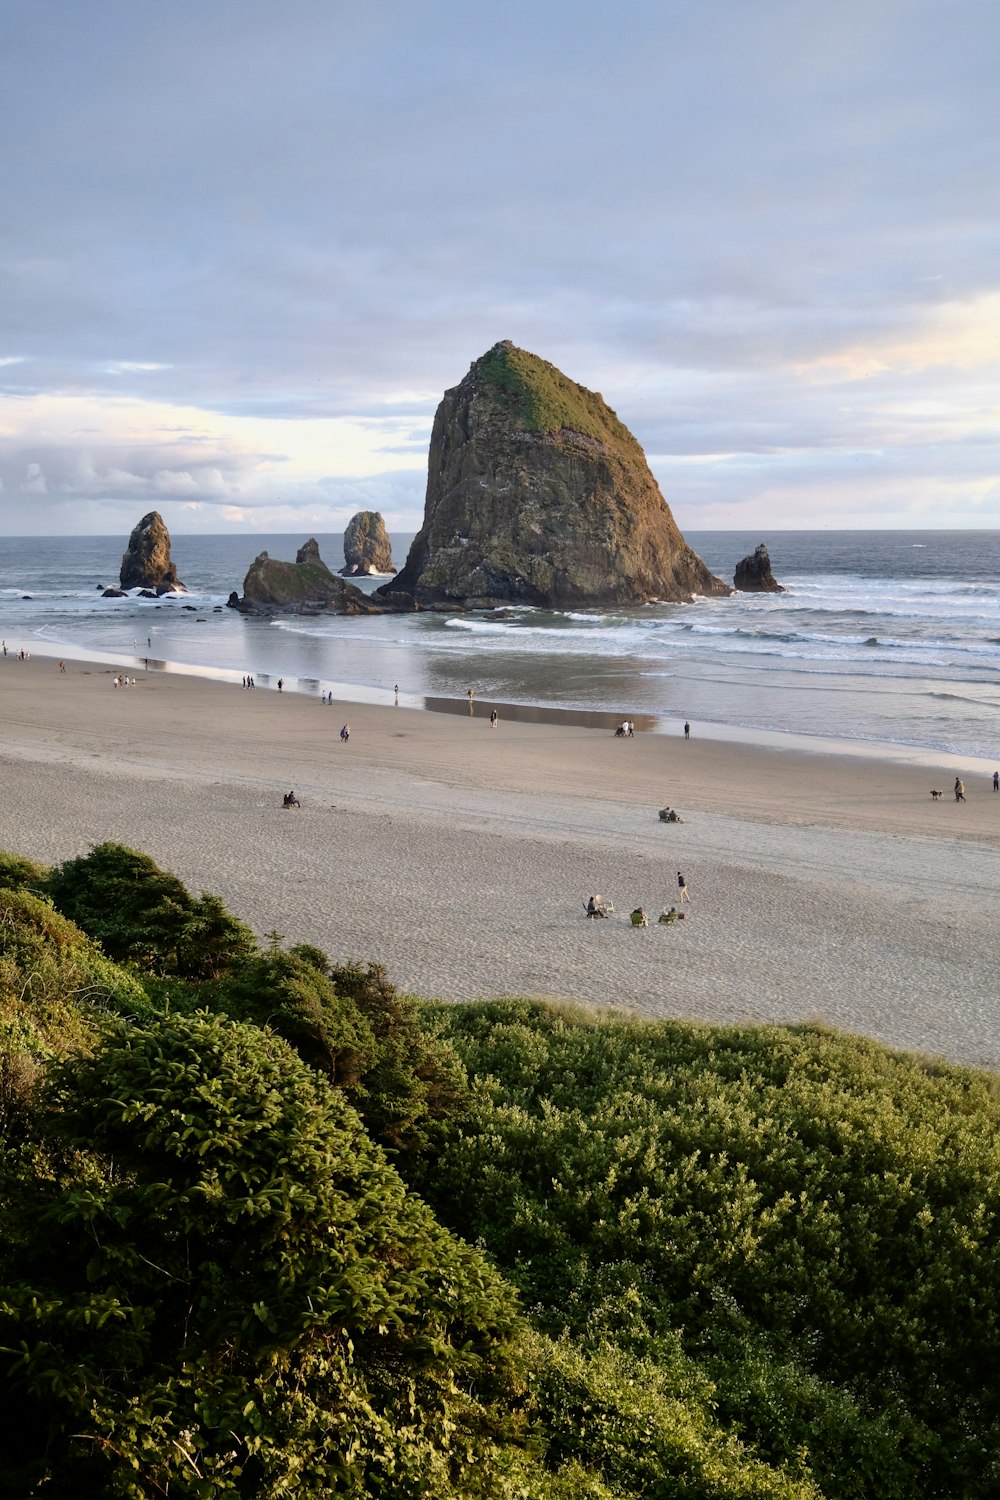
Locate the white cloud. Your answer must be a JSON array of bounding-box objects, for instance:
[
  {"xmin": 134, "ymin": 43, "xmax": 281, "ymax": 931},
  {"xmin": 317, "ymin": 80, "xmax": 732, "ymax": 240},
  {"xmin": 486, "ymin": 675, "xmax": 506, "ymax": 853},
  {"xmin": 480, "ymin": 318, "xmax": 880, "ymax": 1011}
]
[
  {"xmin": 22, "ymin": 462, "xmax": 47, "ymax": 494},
  {"xmin": 0, "ymin": 0, "xmax": 997, "ymax": 532}
]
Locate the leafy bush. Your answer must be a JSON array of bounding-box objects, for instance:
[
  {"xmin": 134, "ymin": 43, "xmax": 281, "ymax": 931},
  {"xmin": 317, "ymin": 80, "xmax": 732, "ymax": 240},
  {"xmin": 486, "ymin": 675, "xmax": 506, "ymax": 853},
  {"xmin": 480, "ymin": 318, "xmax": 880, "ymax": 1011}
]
[
  {"xmin": 210, "ymin": 944, "xmax": 376, "ymax": 1080},
  {"xmin": 206, "ymin": 951, "xmax": 468, "ymax": 1155},
  {"xmin": 525, "ymin": 1334, "xmax": 819, "ymax": 1500},
  {"xmin": 0, "ymin": 1010, "xmax": 521, "ymax": 1498},
  {"xmin": 413, "ymin": 1000, "xmax": 1000, "ymax": 1498},
  {"xmin": 46, "ymin": 842, "xmax": 257, "ymax": 980},
  {"xmin": 0, "ymin": 851, "xmax": 50, "ymax": 893},
  {"xmin": 329, "ymin": 961, "xmax": 468, "ymax": 1151}
]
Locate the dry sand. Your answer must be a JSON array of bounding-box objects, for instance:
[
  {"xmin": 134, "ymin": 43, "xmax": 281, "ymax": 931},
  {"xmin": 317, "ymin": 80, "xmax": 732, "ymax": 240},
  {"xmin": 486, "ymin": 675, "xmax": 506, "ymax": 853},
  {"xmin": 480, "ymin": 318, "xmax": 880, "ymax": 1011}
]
[{"xmin": 2, "ymin": 654, "xmax": 998, "ymax": 1070}]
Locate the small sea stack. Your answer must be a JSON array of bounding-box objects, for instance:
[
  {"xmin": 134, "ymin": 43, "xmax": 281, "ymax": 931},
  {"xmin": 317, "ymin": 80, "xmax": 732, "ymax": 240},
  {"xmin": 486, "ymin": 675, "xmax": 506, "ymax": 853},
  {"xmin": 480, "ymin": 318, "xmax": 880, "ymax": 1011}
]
[
  {"xmin": 120, "ymin": 511, "xmax": 185, "ymax": 593},
  {"xmin": 236, "ymin": 538, "xmax": 383, "ymax": 614},
  {"xmin": 340, "ymin": 511, "xmax": 396, "ymax": 576},
  {"xmin": 734, "ymin": 543, "xmax": 785, "ymax": 593}
]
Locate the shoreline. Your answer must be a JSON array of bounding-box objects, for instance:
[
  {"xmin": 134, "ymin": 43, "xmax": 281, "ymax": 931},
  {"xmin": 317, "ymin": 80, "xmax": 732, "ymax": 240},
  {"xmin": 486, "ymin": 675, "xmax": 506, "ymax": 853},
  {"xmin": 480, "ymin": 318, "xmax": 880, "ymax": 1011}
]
[
  {"xmin": 1, "ymin": 651, "xmax": 998, "ymax": 1072},
  {"xmin": 12, "ymin": 631, "xmax": 1000, "ymax": 775}
]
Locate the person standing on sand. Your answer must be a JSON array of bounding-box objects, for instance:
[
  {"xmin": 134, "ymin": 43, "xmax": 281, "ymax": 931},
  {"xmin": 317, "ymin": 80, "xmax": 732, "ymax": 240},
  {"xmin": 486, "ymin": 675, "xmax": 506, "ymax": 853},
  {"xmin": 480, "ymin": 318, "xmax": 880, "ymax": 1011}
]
[
  {"xmin": 677, "ymin": 870, "xmax": 690, "ymax": 901},
  {"xmin": 490, "ymin": 709, "xmax": 498, "ymax": 728},
  {"xmin": 993, "ymin": 771, "xmax": 998, "ymax": 792},
  {"xmin": 954, "ymin": 778, "xmax": 966, "ymax": 802},
  {"xmin": 684, "ymin": 721, "xmax": 690, "ymax": 739},
  {"xmin": 277, "ymin": 678, "xmax": 284, "ymax": 693}
]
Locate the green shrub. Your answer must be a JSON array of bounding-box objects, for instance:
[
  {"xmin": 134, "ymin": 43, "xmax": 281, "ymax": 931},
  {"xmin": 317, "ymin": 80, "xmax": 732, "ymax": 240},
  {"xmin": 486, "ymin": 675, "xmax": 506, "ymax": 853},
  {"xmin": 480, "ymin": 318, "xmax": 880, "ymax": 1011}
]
[
  {"xmin": 46, "ymin": 842, "xmax": 257, "ymax": 980},
  {"xmin": 414, "ymin": 1000, "xmax": 1000, "ymax": 1498},
  {"xmin": 0, "ymin": 851, "xmax": 50, "ymax": 892},
  {"xmin": 0, "ymin": 1010, "xmax": 521, "ymax": 1498}
]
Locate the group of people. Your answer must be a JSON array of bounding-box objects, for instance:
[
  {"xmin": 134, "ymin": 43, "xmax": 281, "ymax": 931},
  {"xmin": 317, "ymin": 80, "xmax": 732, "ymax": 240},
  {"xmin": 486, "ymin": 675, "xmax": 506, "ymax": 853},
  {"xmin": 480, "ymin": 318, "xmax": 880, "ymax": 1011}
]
[
  {"xmin": 587, "ymin": 872, "xmax": 691, "ymax": 926},
  {"xmin": 282, "ymin": 790, "xmax": 300, "ymax": 808},
  {"xmin": 630, "ymin": 905, "xmax": 687, "ymax": 927},
  {"xmin": 112, "ymin": 674, "xmax": 135, "ymax": 688},
  {"xmin": 241, "ymin": 675, "xmax": 256, "ymax": 690},
  {"xmin": 615, "ymin": 720, "xmax": 635, "ymax": 738}
]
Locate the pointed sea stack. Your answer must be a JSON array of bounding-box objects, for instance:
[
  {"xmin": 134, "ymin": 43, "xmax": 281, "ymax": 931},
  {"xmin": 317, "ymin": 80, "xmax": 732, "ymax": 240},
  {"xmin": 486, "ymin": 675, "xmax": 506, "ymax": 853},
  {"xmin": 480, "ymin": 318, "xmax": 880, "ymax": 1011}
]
[
  {"xmin": 376, "ymin": 341, "xmax": 730, "ymax": 609},
  {"xmin": 120, "ymin": 511, "xmax": 184, "ymax": 592},
  {"xmin": 340, "ymin": 511, "xmax": 396, "ymax": 575},
  {"xmin": 734, "ymin": 543, "xmax": 785, "ymax": 593}
]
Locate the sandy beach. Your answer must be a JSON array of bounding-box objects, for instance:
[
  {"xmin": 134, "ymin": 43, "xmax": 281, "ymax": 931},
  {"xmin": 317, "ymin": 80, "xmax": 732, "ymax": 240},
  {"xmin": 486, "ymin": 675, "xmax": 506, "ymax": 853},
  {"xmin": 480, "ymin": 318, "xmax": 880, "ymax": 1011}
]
[{"xmin": 1, "ymin": 653, "xmax": 998, "ymax": 1071}]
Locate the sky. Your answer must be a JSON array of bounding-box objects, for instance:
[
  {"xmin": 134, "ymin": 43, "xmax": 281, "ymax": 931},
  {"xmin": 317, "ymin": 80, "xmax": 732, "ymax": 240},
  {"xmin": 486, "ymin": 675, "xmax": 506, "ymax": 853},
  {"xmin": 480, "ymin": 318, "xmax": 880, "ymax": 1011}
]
[{"xmin": 1, "ymin": 0, "xmax": 998, "ymax": 536}]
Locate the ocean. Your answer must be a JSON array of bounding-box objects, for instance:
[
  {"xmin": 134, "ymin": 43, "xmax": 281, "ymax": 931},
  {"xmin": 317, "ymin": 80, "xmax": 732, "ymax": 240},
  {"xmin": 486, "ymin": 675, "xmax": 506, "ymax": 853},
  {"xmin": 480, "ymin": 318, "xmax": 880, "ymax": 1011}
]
[{"xmin": 1, "ymin": 530, "xmax": 998, "ymax": 764}]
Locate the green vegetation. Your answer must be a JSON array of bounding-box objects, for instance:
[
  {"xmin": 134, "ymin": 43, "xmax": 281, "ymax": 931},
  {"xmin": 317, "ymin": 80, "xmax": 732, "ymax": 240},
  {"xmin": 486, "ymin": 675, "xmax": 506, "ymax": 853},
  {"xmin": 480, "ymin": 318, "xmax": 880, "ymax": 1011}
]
[
  {"xmin": 476, "ymin": 340, "xmax": 635, "ymax": 445},
  {"xmin": 47, "ymin": 842, "xmax": 257, "ymax": 980},
  {"xmin": 1, "ymin": 846, "xmax": 998, "ymax": 1496},
  {"xmin": 412, "ymin": 999, "xmax": 1000, "ymax": 1498}
]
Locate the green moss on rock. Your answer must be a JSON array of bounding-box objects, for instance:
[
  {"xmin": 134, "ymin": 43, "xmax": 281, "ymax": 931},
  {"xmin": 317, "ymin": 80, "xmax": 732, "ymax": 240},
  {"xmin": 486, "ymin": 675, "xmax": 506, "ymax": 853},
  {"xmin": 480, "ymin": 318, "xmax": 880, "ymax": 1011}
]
[{"xmin": 477, "ymin": 341, "xmax": 633, "ymax": 445}]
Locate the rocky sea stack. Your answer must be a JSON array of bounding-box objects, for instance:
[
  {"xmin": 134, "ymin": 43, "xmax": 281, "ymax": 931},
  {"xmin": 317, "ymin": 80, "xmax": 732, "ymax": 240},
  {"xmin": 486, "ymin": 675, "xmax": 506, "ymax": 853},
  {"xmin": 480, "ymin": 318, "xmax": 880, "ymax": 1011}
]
[
  {"xmin": 340, "ymin": 511, "xmax": 396, "ymax": 575},
  {"xmin": 734, "ymin": 543, "xmax": 785, "ymax": 593},
  {"xmin": 236, "ymin": 539, "xmax": 381, "ymax": 613},
  {"xmin": 376, "ymin": 341, "xmax": 729, "ymax": 609},
  {"xmin": 120, "ymin": 511, "xmax": 184, "ymax": 593}
]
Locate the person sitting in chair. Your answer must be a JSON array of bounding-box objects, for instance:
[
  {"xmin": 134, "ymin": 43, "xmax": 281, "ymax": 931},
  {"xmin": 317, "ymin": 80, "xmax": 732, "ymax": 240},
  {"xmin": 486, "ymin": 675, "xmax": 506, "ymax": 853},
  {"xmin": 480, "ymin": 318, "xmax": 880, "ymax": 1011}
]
[
  {"xmin": 630, "ymin": 906, "xmax": 648, "ymax": 927},
  {"xmin": 658, "ymin": 906, "xmax": 678, "ymax": 924},
  {"xmin": 586, "ymin": 894, "xmax": 609, "ymax": 918}
]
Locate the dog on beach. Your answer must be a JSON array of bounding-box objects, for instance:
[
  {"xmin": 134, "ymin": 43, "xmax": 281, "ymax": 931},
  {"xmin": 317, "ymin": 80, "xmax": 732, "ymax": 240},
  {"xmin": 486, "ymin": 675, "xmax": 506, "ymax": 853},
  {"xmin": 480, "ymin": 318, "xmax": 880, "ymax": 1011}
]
[{"xmin": 929, "ymin": 789, "xmax": 943, "ymax": 800}]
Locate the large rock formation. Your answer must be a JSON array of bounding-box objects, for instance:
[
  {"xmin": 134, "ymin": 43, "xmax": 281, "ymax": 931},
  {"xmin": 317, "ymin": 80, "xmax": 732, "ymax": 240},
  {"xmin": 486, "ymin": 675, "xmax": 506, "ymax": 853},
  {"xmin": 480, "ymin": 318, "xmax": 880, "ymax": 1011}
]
[
  {"xmin": 120, "ymin": 511, "xmax": 184, "ymax": 592},
  {"xmin": 340, "ymin": 511, "xmax": 396, "ymax": 575},
  {"xmin": 376, "ymin": 341, "xmax": 729, "ymax": 609},
  {"xmin": 734, "ymin": 543, "xmax": 785, "ymax": 593},
  {"xmin": 237, "ymin": 539, "xmax": 381, "ymax": 613}
]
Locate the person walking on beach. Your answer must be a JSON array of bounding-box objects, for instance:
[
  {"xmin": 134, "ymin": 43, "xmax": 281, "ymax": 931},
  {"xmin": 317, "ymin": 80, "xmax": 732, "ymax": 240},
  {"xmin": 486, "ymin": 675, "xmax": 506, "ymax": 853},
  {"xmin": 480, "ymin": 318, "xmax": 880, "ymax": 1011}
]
[
  {"xmin": 684, "ymin": 721, "xmax": 690, "ymax": 739},
  {"xmin": 954, "ymin": 778, "xmax": 966, "ymax": 802},
  {"xmin": 677, "ymin": 870, "xmax": 690, "ymax": 901},
  {"xmin": 394, "ymin": 683, "xmax": 399, "ymax": 704},
  {"xmin": 993, "ymin": 770, "xmax": 998, "ymax": 792},
  {"xmin": 277, "ymin": 678, "xmax": 284, "ymax": 693},
  {"xmin": 340, "ymin": 724, "xmax": 350, "ymax": 744},
  {"xmin": 490, "ymin": 709, "xmax": 498, "ymax": 728}
]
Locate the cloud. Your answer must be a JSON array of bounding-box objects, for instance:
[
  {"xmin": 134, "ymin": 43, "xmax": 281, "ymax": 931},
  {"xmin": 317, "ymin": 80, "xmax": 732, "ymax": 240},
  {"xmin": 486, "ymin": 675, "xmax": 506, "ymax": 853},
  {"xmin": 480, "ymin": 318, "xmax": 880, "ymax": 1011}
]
[
  {"xmin": 0, "ymin": 0, "xmax": 996, "ymax": 532},
  {"xmin": 22, "ymin": 462, "xmax": 47, "ymax": 494}
]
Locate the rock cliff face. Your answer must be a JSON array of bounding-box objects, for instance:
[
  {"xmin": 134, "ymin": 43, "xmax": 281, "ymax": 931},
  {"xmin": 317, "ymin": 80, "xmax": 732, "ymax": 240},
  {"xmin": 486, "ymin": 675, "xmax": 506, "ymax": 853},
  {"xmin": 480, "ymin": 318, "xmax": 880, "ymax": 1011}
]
[
  {"xmin": 734, "ymin": 543, "xmax": 785, "ymax": 593},
  {"xmin": 238, "ymin": 539, "xmax": 381, "ymax": 613},
  {"xmin": 376, "ymin": 341, "xmax": 729, "ymax": 609},
  {"xmin": 341, "ymin": 511, "xmax": 396, "ymax": 575},
  {"xmin": 120, "ymin": 511, "xmax": 184, "ymax": 592}
]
